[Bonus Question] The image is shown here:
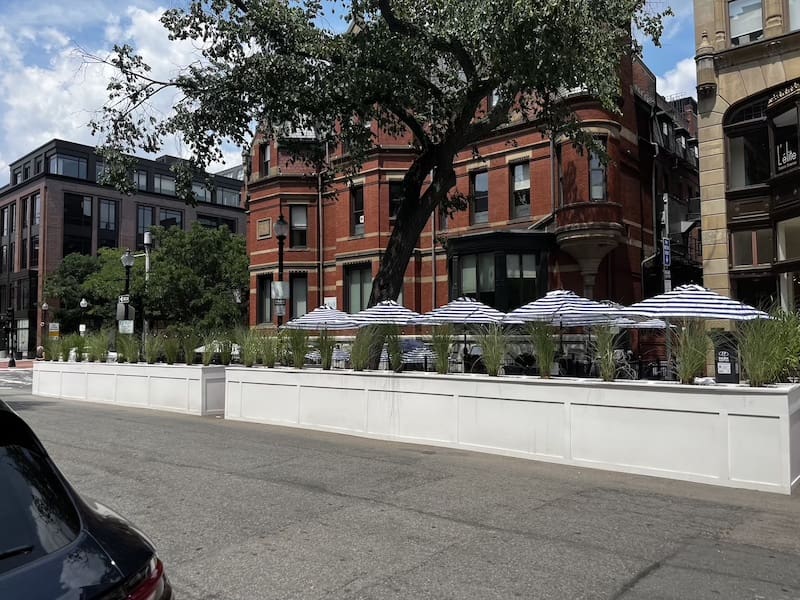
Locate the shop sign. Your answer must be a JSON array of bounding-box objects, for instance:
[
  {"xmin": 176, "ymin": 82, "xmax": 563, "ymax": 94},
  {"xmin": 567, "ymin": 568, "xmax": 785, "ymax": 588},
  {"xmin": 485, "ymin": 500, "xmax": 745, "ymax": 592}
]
[
  {"xmin": 776, "ymin": 140, "xmax": 799, "ymax": 172},
  {"xmin": 768, "ymin": 80, "xmax": 800, "ymax": 108}
]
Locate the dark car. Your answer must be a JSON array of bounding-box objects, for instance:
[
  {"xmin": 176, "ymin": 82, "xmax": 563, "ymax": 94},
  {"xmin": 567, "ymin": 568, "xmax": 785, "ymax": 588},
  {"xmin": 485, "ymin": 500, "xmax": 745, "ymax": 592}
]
[{"xmin": 0, "ymin": 400, "xmax": 173, "ymax": 600}]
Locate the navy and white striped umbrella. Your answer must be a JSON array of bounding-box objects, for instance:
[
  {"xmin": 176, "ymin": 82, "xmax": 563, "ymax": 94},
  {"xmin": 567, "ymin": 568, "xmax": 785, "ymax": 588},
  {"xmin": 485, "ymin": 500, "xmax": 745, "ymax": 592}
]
[
  {"xmin": 504, "ymin": 290, "xmax": 622, "ymax": 326},
  {"xmin": 414, "ymin": 296, "xmax": 506, "ymax": 325},
  {"xmin": 283, "ymin": 305, "xmax": 360, "ymax": 330},
  {"xmin": 353, "ymin": 300, "xmax": 421, "ymax": 326},
  {"xmin": 621, "ymin": 284, "xmax": 769, "ymax": 321}
]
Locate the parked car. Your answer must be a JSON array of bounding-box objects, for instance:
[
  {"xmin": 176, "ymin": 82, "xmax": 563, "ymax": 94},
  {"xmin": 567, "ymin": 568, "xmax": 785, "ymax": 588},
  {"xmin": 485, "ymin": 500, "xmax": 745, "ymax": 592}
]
[{"xmin": 0, "ymin": 400, "xmax": 173, "ymax": 600}]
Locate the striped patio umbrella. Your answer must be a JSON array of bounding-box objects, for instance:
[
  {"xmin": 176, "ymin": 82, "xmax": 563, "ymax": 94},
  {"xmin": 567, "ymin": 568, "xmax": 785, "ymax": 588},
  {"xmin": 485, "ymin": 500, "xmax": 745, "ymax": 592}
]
[
  {"xmin": 413, "ymin": 296, "xmax": 506, "ymax": 325},
  {"xmin": 283, "ymin": 305, "xmax": 360, "ymax": 330},
  {"xmin": 504, "ymin": 290, "xmax": 622, "ymax": 326},
  {"xmin": 353, "ymin": 300, "xmax": 421, "ymax": 327},
  {"xmin": 620, "ymin": 284, "xmax": 769, "ymax": 321}
]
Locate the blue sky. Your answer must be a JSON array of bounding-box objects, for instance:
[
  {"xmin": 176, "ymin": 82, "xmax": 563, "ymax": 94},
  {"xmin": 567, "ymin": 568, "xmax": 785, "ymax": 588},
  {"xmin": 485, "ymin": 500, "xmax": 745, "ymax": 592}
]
[{"xmin": 0, "ymin": 0, "xmax": 697, "ymax": 186}]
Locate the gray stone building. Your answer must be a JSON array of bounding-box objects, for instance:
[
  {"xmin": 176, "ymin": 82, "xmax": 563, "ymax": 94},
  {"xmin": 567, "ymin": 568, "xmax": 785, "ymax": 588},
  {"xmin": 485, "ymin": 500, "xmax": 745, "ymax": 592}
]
[
  {"xmin": 0, "ymin": 139, "xmax": 245, "ymax": 355},
  {"xmin": 695, "ymin": 0, "xmax": 800, "ymax": 310}
]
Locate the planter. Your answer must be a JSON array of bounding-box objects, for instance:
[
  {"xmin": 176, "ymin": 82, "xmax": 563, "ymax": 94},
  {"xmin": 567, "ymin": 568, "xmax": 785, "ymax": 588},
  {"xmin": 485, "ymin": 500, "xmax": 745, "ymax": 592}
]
[
  {"xmin": 33, "ymin": 362, "xmax": 226, "ymax": 416},
  {"xmin": 225, "ymin": 367, "xmax": 800, "ymax": 495}
]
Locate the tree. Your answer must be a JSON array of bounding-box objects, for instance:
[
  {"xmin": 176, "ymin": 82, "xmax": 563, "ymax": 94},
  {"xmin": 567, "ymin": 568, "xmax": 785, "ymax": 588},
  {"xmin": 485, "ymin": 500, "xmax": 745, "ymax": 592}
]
[
  {"xmin": 144, "ymin": 224, "xmax": 249, "ymax": 331},
  {"xmin": 44, "ymin": 253, "xmax": 102, "ymax": 333},
  {"xmin": 92, "ymin": 0, "xmax": 668, "ymax": 307}
]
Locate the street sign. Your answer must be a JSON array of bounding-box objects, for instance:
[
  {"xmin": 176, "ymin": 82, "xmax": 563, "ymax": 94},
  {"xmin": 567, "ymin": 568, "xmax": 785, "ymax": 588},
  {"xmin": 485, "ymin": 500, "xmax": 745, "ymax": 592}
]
[
  {"xmin": 662, "ymin": 238, "xmax": 671, "ymax": 268},
  {"xmin": 271, "ymin": 281, "xmax": 287, "ymax": 300},
  {"xmin": 273, "ymin": 298, "xmax": 286, "ymax": 306},
  {"xmin": 118, "ymin": 320, "xmax": 134, "ymax": 334},
  {"xmin": 48, "ymin": 322, "xmax": 60, "ymax": 339},
  {"xmin": 118, "ymin": 294, "xmax": 130, "ymax": 304},
  {"xmin": 275, "ymin": 304, "xmax": 286, "ymax": 317}
]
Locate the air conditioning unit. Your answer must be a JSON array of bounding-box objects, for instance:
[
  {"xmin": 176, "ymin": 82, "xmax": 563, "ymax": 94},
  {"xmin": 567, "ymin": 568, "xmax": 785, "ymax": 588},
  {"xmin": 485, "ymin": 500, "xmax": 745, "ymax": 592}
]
[{"xmin": 359, "ymin": 214, "xmax": 365, "ymax": 224}]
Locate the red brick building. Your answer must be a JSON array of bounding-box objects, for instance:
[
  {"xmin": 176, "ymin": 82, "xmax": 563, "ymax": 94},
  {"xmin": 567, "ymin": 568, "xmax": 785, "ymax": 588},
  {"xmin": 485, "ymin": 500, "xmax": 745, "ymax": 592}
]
[{"xmin": 246, "ymin": 57, "xmax": 699, "ymax": 326}]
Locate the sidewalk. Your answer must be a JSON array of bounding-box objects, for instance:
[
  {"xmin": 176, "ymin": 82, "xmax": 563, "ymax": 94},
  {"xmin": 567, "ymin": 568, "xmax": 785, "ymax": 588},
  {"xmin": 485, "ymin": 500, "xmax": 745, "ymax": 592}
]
[{"xmin": 0, "ymin": 358, "xmax": 33, "ymax": 369}]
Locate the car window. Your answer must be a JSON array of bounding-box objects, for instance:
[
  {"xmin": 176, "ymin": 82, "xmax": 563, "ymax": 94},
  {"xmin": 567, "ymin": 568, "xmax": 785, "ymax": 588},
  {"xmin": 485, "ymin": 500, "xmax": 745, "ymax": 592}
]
[{"xmin": 0, "ymin": 445, "xmax": 80, "ymax": 574}]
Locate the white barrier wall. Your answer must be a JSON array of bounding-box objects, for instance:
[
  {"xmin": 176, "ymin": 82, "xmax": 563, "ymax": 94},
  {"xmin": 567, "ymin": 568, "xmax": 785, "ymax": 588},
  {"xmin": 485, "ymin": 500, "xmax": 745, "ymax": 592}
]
[
  {"xmin": 225, "ymin": 368, "xmax": 800, "ymax": 495},
  {"xmin": 33, "ymin": 362, "xmax": 226, "ymax": 416}
]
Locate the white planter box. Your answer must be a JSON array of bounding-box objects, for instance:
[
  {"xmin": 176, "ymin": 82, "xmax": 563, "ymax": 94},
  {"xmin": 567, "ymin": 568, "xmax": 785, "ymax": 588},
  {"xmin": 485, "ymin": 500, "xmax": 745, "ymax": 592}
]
[
  {"xmin": 225, "ymin": 367, "xmax": 800, "ymax": 495},
  {"xmin": 33, "ymin": 362, "xmax": 226, "ymax": 416}
]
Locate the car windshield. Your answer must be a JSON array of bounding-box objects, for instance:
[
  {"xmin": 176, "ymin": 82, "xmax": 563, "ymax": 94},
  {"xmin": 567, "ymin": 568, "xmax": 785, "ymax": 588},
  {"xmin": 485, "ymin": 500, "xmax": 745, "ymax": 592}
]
[{"xmin": 0, "ymin": 444, "xmax": 80, "ymax": 574}]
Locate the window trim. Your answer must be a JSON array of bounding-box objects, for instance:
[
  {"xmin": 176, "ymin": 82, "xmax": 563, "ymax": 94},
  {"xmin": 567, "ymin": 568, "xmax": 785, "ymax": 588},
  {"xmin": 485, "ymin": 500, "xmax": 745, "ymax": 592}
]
[
  {"xmin": 728, "ymin": 0, "xmax": 765, "ymax": 46},
  {"xmin": 589, "ymin": 140, "xmax": 608, "ymax": 202},
  {"xmin": 289, "ymin": 205, "xmax": 308, "ymax": 248},
  {"xmin": 509, "ymin": 162, "xmax": 531, "ymax": 219},
  {"xmin": 351, "ymin": 185, "xmax": 365, "ymax": 236},
  {"xmin": 470, "ymin": 170, "xmax": 489, "ymax": 224}
]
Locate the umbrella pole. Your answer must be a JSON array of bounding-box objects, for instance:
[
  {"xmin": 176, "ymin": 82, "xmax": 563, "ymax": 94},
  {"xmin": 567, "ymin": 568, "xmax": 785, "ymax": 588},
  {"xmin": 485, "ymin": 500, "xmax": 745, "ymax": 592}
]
[{"xmin": 664, "ymin": 317, "xmax": 672, "ymax": 380}]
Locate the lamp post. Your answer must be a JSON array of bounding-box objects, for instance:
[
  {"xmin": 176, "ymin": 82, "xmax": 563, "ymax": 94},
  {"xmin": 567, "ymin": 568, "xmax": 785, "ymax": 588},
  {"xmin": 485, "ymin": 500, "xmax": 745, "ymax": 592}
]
[
  {"xmin": 121, "ymin": 249, "xmax": 135, "ymax": 321},
  {"xmin": 273, "ymin": 212, "xmax": 289, "ymax": 326},
  {"xmin": 79, "ymin": 298, "xmax": 88, "ymax": 336},
  {"xmin": 40, "ymin": 302, "xmax": 48, "ymax": 350},
  {"xmin": 142, "ymin": 231, "xmax": 152, "ymax": 344}
]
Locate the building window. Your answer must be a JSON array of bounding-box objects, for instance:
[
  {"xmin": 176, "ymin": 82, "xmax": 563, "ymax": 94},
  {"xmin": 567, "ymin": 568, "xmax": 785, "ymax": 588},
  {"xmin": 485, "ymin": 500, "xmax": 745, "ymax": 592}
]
[
  {"xmin": 470, "ymin": 171, "xmax": 489, "ymax": 224},
  {"xmin": 9, "ymin": 203, "xmax": 15, "ymax": 234},
  {"xmin": 137, "ymin": 205, "xmax": 155, "ymax": 250},
  {"xmin": 729, "ymin": 0, "xmax": 764, "ymax": 45},
  {"xmin": 63, "ymin": 194, "xmax": 93, "ymax": 256},
  {"xmin": 49, "ymin": 154, "xmax": 87, "ymax": 179},
  {"xmin": 34, "ymin": 158, "xmax": 42, "ymax": 175},
  {"xmin": 30, "ymin": 236, "xmax": 39, "ymax": 268},
  {"xmin": 21, "ymin": 197, "xmax": 28, "ymax": 231},
  {"xmin": 459, "ymin": 253, "xmax": 495, "ymax": 307},
  {"xmin": 22, "ymin": 165, "xmax": 29, "ymax": 180},
  {"xmin": 345, "ymin": 264, "xmax": 372, "ymax": 313},
  {"xmin": 95, "ymin": 160, "xmax": 107, "ymax": 182},
  {"xmin": 160, "ymin": 208, "xmax": 183, "ymax": 229},
  {"xmin": 291, "ymin": 274, "xmax": 308, "ymax": 319},
  {"xmin": 135, "ymin": 170, "xmax": 148, "ymax": 191},
  {"xmin": 590, "ymin": 143, "xmax": 607, "ymax": 201},
  {"xmin": 773, "ymin": 105, "xmax": 798, "ymax": 174},
  {"xmin": 197, "ymin": 214, "xmax": 236, "ymax": 233},
  {"xmin": 1, "ymin": 208, "xmax": 7, "ymax": 238},
  {"xmin": 506, "ymin": 254, "xmax": 537, "ymax": 310},
  {"xmin": 256, "ymin": 274, "xmax": 272, "ymax": 323},
  {"xmin": 261, "ymin": 143, "xmax": 271, "ymax": 177},
  {"xmin": 510, "ymin": 163, "xmax": 530, "ymax": 218},
  {"xmin": 731, "ymin": 229, "xmax": 772, "ymax": 266},
  {"xmin": 389, "ymin": 181, "xmax": 403, "ymax": 222},
  {"xmin": 12, "ymin": 169, "xmax": 21, "ymax": 185},
  {"xmin": 791, "ymin": 0, "xmax": 800, "ymax": 31},
  {"xmin": 98, "ymin": 199, "xmax": 118, "ymax": 249},
  {"xmin": 290, "ymin": 205, "xmax": 308, "ymax": 247},
  {"xmin": 20, "ymin": 238, "xmax": 27, "ymax": 269},
  {"xmin": 727, "ymin": 128, "xmax": 770, "ymax": 188},
  {"xmin": 154, "ymin": 173, "xmax": 176, "ymax": 196},
  {"xmin": 351, "ymin": 186, "xmax": 365, "ymax": 236},
  {"xmin": 192, "ymin": 182, "xmax": 211, "ymax": 203},
  {"xmin": 219, "ymin": 188, "xmax": 240, "ymax": 207},
  {"xmin": 31, "ymin": 193, "xmax": 40, "ymax": 225}
]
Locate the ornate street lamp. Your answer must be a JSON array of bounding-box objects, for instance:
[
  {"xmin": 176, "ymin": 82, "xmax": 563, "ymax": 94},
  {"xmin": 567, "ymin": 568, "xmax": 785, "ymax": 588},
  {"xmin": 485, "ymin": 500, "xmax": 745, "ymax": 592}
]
[
  {"xmin": 40, "ymin": 302, "xmax": 49, "ymax": 358},
  {"xmin": 121, "ymin": 249, "xmax": 135, "ymax": 321},
  {"xmin": 273, "ymin": 213, "xmax": 289, "ymax": 326},
  {"xmin": 79, "ymin": 298, "xmax": 88, "ymax": 335}
]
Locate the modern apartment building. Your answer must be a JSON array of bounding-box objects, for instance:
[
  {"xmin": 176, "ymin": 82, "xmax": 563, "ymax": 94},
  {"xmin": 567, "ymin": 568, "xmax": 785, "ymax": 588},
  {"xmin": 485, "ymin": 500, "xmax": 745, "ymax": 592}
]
[
  {"xmin": 0, "ymin": 139, "xmax": 245, "ymax": 355},
  {"xmin": 695, "ymin": 0, "xmax": 800, "ymax": 309},
  {"xmin": 246, "ymin": 56, "xmax": 699, "ymax": 327}
]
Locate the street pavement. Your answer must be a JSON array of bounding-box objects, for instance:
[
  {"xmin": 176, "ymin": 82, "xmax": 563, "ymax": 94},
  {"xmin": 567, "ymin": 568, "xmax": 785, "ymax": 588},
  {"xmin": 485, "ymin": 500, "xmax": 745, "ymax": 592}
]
[{"xmin": 3, "ymin": 387, "xmax": 800, "ymax": 599}]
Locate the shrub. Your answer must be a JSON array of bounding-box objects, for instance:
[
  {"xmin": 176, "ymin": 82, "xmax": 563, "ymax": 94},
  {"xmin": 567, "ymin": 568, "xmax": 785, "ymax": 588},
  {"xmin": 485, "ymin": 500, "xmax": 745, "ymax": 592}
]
[
  {"xmin": 317, "ymin": 329, "xmax": 336, "ymax": 370},
  {"xmin": 286, "ymin": 328, "xmax": 309, "ymax": 368},
  {"xmin": 45, "ymin": 337, "xmax": 61, "ymax": 362},
  {"xmin": 236, "ymin": 328, "xmax": 260, "ymax": 367},
  {"xmin": 673, "ymin": 320, "xmax": 710, "ymax": 385},
  {"xmin": 384, "ymin": 325, "xmax": 403, "ymax": 372},
  {"xmin": 773, "ymin": 310, "xmax": 800, "ymax": 381},
  {"xmin": 201, "ymin": 333, "xmax": 216, "ymax": 366},
  {"xmin": 72, "ymin": 334, "xmax": 87, "ymax": 363},
  {"xmin": 350, "ymin": 326, "xmax": 378, "ymax": 371},
  {"xmin": 181, "ymin": 330, "xmax": 200, "ymax": 365},
  {"xmin": 86, "ymin": 331, "xmax": 109, "ymax": 363},
  {"xmin": 431, "ymin": 324, "xmax": 453, "ymax": 374},
  {"xmin": 116, "ymin": 334, "xmax": 140, "ymax": 364},
  {"xmin": 219, "ymin": 335, "xmax": 234, "ymax": 366},
  {"xmin": 526, "ymin": 322, "xmax": 556, "ymax": 379},
  {"xmin": 163, "ymin": 333, "xmax": 180, "ymax": 365},
  {"xmin": 475, "ymin": 324, "xmax": 507, "ymax": 377},
  {"xmin": 143, "ymin": 334, "xmax": 163, "ymax": 364},
  {"xmin": 737, "ymin": 317, "xmax": 783, "ymax": 387},
  {"xmin": 59, "ymin": 336, "xmax": 73, "ymax": 362},
  {"xmin": 258, "ymin": 331, "xmax": 277, "ymax": 368},
  {"xmin": 591, "ymin": 325, "xmax": 618, "ymax": 382}
]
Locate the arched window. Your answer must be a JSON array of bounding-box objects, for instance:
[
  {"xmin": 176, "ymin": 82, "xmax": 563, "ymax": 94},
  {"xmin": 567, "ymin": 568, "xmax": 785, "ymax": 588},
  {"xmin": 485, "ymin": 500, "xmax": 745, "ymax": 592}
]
[{"xmin": 725, "ymin": 97, "xmax": 770, "ymax": 189}]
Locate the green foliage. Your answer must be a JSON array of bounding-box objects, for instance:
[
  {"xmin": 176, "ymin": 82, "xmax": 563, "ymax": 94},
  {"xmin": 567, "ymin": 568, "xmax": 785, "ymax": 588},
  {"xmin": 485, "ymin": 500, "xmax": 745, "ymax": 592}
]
[
  {"xmin": 59, "ymin": 336, "xmax": 73, "ymax": 362},
  {"xmin": 431, "ymin": 325, "xmax": 453, "ymax": 375},
  {"xmin": 735, "ymin": 313, "xmax": 794, "ymax": 387},
  {"xmin": 673, "ymin": 321, "xmax": 710, "ymax": 385},
  {"xmin": 526, "ymin": 322, "xmax": 556, "ymax": 379},
  {"xmin": 72, "ymin": 334, "xmax": 87, "ymax": 363},
  {"xmin": 116, "ymin": 334, "xmax": 140, "ymax": 364},
  {"xmin": 773, "ymin": 310, "xmax": 800, "ymax": 381},
  {"xmin": 384, "ymin": 325, "xmax": 403, "ymax": 372},
  {"xmin": 43, "ymin": 254, "xmax": 101, "ymax": 334},
  {"xmin": 44, "ymin": 337, "xmax": 60, "ymax": 361},
  {"xmin": 219, "ymin": 335, "xmax": 234, "ymax": 365},
  {"xmin": 475, "ymin": 324, "xmax": 507, "ymax": 377},
  {"xmin": 317, "ymin": 329, "xmax": 336, "ymax": 371},
  {"xmin": 236, "ymin": 328, "xmax": 260, "ymax": 367},
  {"xmin": 258, "ymin": 331, "xmax": 278, "ymax": 368},
  {"xmin": 86, "ymin": 331, "xmax": 110, "ymax": 363},
  {"xmin": 201, "ymin": 333, "xmax": 216, "ymax": 366},
  {"xmin": 143, "ymin": 334, "xmax": 163, "ymax": 364},
  {"xmin": 351, "ymin": 327, "xmax": 379, "ymax": 372},
  {"xmin": 286, "ymin": 329, "xmax": 309, "ymax": 369},
  {"xmin": 162, "ymin": 333, "xmax": 180, "ymax": 365},
  {"xmin": 591, "ymin": 326, "xmax": 618, "ymax": 382},
  {"xmin": 93, "ymin": 1, "xmax": 668, "ymax": 305},
  {"xmin": 180, "ymin": 330, "xmax": 200, "ymax": 365}
]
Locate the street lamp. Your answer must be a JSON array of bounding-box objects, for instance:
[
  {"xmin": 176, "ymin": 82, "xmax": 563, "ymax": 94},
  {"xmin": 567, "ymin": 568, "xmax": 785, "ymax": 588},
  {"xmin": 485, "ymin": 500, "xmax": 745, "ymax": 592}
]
[
  {"xmin": 79, "ymin": 298, "xmax": 88, "ymax": 336},
  {"xmin": 40, "ymin": 302, "xmax": 48, "ymax": 358},
  {"xmin": 142, "ymin": 231, "xmax": 152, "ymax": 344},
  {"xmin": 121, "ymin": 249, "xmax": 135, "ymax": 321},
  {"xmin": 273, "ymin": 213, "xmax": 289, "ymax": 326}
]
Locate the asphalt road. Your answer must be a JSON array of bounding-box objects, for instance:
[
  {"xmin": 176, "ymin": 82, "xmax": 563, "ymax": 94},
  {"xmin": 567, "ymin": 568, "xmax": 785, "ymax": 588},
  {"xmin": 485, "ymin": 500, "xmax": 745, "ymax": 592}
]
[{"xmin": 5, "ymin": 387, "xmax": 800, "ymax": 600}]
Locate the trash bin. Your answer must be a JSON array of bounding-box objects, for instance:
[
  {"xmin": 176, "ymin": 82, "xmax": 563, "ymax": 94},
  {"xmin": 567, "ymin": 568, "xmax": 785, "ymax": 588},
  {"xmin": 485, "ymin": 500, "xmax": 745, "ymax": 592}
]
[{"xmin": 714, "ymin": 334, "xmax": 739, "ymax": 384}]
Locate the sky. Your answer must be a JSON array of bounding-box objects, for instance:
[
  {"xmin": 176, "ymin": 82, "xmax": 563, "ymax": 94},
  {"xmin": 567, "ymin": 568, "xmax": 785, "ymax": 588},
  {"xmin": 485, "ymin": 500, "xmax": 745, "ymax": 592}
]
[{"xmin": 0, "ymin": 0, "xmax": 697, "ymax": 187}]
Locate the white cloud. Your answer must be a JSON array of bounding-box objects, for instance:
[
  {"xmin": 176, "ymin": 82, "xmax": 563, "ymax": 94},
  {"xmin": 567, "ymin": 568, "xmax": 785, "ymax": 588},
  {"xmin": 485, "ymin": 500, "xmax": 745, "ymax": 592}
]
[
  {"xmin": 656, "ymin": 57, "xmax": 697, "ymax": 99},
  {"xmin": 0, "ymin": 3, "xmax": 239, "ymax": 187}
]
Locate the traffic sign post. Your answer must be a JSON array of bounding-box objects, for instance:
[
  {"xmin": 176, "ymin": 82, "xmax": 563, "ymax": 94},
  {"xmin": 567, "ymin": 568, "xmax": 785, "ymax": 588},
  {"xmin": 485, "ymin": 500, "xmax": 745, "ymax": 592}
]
[
  {"xmin": 118, "ymin": 294, "xmax": 130, "ymax": 304},
  {"xmin": 662, "ymin": 237, "xmax": 672, "ymax": 293}
]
